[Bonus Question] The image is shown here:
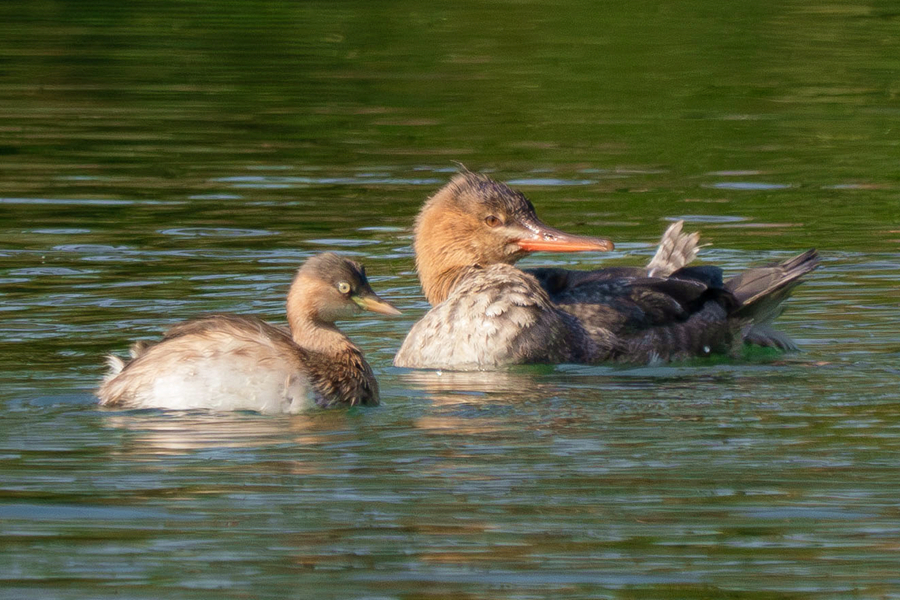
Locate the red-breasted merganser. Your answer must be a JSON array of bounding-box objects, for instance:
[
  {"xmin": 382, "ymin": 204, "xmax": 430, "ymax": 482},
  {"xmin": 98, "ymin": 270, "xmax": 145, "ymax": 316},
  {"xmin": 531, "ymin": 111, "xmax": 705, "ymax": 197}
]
[
  {"xmin": 394, "ymin": 172, "xmax": 818, "ymax": 370},
  {"xmin": 98, "ymin": 253, "xmax": 400, "ymax": 412}
]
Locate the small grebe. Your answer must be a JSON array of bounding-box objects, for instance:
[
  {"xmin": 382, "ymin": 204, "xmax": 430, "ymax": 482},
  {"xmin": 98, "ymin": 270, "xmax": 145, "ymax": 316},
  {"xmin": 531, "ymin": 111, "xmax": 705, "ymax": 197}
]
[
  {"xmin": 98, "ymin": 253, "xmax": 400, "ymax": 412},
  {"xmin": 394, "ymin": 172, "xmax": 818, "ymax": 370}
]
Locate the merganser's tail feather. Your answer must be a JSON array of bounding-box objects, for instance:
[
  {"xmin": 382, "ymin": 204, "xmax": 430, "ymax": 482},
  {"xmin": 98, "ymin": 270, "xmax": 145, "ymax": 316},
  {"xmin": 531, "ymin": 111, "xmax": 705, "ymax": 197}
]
[
  {"xmin": 646, "ymin": 220, "xmax": 702, "ymax": 277},
  {"xmin": 727, "ymin": 249, "xmax": 819, "ymax": 318},
  {"xmin": 726, "ymin": 249, "xmax": 819, "ymax": 349}
]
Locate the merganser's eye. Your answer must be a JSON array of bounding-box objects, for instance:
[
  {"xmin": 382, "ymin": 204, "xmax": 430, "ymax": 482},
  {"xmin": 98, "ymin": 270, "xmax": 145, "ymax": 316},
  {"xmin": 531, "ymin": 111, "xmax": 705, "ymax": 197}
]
[
  {"xmin": 337, "ymin": 281, "xmax": 351, "ymax": 294},
  {"xmin": 484, "ymin": 215, "xmax": 502, "ymax": 228}
]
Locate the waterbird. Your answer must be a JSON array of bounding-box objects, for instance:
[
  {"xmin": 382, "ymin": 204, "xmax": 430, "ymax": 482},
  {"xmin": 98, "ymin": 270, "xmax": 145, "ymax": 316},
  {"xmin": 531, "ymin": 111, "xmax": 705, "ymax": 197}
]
[
  {"xmin": 393, "ymin": 172, "xmax": 818, "ymax": 370},
  {"xmin": 98, "ymin": 253, "xmax": 400, "ymax": 412}
]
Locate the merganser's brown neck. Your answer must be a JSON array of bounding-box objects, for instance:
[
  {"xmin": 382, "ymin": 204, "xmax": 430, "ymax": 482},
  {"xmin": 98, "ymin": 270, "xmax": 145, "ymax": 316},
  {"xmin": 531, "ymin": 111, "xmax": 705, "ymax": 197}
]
[
  {"xmin": 413, "ymin": 201, "xmax": 509, "ymax": 306},
  {"xmin": 412, "ymin": 172, "xmax": 614, "ymax": 306},
  {"xmin": 417, "ymin": 262, "xmax": 478, "ymax": 306}
]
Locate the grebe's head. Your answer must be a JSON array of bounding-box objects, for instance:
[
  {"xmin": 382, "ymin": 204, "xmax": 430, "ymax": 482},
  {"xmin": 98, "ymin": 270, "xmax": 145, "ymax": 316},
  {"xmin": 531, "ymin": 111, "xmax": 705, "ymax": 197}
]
[
  {"xmin": 413, "ymin": 172, "xmax": 614, "ymax": 304},
  {"xmin": 290, "ymin": 253, "xmax": 400, "ymax": 324}
]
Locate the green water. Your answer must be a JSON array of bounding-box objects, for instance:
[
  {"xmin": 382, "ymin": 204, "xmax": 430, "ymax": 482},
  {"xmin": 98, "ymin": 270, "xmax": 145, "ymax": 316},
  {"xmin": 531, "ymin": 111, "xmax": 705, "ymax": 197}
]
[{"xmin": 2, "ymin": 1, "xmax": 900, "ymax": 598}]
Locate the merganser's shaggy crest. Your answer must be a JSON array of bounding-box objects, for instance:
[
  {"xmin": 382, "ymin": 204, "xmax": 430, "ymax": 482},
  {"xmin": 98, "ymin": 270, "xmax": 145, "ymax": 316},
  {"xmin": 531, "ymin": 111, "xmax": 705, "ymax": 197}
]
[
  {"xmin": 394, "ymin": 172, "xmax": 818, "ymax": 370},
  {"xmin": 98, "ymin": 253, "xmax": 400, "ymax": 412}
]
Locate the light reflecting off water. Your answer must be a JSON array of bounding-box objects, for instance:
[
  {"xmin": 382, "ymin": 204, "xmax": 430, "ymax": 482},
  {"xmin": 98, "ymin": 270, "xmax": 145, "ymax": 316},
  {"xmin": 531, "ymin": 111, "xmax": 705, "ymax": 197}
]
[{"xmin": 2, "ymin": 1, "xmax": 900, "ymax": 598}]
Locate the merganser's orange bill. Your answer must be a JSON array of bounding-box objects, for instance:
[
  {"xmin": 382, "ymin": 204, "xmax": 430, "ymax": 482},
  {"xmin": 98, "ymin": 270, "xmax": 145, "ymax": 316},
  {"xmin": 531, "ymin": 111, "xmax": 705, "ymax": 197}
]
[
  {"xmin": 518, "ymin": 238, "xmax": 614, "ymax": 252},
  {"xmin": 515, "ymin": 222, "xmax": 614, "ymax": 253}
]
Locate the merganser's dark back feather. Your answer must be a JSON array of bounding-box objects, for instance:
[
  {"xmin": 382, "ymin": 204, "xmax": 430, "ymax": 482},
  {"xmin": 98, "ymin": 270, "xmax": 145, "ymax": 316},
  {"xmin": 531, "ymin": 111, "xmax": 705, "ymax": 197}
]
[{"xmin": 533, "ymin": 249, "xmax": 818, "ymax": 361}]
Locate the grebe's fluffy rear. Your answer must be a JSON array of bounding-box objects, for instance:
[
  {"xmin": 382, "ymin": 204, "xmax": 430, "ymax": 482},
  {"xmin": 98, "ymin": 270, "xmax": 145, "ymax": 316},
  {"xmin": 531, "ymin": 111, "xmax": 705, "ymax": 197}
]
[{"xmin": 98, "ymin": 253, "xmax": 400, "ymax": 413}]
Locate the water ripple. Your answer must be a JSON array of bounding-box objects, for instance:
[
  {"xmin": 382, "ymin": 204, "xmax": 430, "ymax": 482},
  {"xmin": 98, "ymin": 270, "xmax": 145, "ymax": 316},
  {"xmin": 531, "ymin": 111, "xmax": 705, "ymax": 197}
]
[
  {"xmin": 214, "ymin": 176, "xmax": 444, "ymax": 187},
  {"xmin": 159, "ymin": 227, "xmax": 278, "ymax": 238},
  {"xmin": 506, "ymin": 178, "xmax": 597, "ymax": 186},
  {"xmin": 705, "ymin": 182, "xmax": 793, "ymax": 190}
]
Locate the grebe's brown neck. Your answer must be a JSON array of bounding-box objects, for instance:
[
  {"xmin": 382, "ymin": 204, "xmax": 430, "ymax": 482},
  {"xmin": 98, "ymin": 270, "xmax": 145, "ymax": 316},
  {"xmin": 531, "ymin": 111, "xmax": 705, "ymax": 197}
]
[
  {"xmin": 287, "ymin": 298, "xmax": 377, "ymax": 408},
  {"xmin": 291, "ymin": 318, "xmax": 358, "ymax": 356},
  {"xmin": 285, "ymin": 274, "xmax": 357, "ymax": 356},
  {"xmin": 284, "ymin": 255, "xmax": 399, "ymax": 355}
]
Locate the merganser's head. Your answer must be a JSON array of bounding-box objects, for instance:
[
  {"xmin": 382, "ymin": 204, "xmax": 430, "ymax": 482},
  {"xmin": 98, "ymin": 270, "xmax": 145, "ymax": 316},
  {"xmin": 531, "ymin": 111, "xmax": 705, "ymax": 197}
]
[
  {"xmin": 289, "ymin": 252, "xmax": 401, "ymax": 324},
  {"xmin": 413, "ymin": 172, "xmax": 614, "ymax": 304}
]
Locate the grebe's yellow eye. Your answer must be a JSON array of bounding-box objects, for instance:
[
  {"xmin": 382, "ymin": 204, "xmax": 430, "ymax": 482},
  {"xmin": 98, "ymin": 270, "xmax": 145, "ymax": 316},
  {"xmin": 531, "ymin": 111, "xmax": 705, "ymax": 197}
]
[
  {"xmin": 337, "ymin": 281, "xmax": 351, "ymax": 294},
  {"xmin": 484, "ymin": 215, "xmax": 502, "ymax": 228}
]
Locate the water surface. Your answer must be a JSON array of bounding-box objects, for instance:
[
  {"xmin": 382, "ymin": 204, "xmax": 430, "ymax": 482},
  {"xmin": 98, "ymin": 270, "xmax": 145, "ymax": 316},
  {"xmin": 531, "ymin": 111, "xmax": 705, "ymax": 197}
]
[{"xmin": 2, "ymin": 2, "xmax": 900, "ymax": 598}]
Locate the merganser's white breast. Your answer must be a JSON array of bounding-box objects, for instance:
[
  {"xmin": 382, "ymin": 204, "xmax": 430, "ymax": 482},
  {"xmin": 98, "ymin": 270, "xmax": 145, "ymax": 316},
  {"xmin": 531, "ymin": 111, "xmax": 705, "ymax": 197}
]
[{"xmin": 394, "ymin": 264, "xmax": 594, "ymax": 371}]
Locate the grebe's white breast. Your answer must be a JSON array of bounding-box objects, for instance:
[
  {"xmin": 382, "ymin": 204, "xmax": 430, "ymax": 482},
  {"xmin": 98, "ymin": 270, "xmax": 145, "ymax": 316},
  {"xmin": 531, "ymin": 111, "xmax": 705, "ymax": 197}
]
[{"xmin": 99, "ymin": 320, "xmax": 319, "ymax": 414}]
